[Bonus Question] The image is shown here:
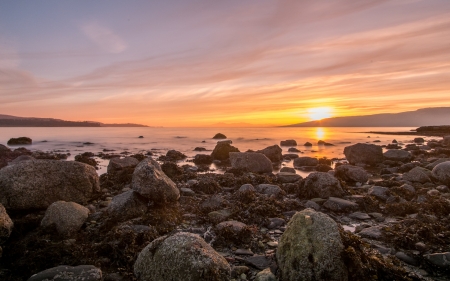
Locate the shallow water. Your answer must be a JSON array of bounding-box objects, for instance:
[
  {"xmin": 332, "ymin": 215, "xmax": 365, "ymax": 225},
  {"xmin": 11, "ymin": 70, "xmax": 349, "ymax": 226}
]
[{"xmin": 0, "ymin": 127, "xmax": 428, "ymax": 175}]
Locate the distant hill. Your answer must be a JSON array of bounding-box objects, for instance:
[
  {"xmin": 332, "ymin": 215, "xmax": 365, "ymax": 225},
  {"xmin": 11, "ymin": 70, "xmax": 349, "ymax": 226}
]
[
  {"xmin": 0, "ymin": 114, "xmax": 148, "ymax": 127},
  {"xmin": 285, "ymin": 107, "xmax": 450, "ymax": 127}
]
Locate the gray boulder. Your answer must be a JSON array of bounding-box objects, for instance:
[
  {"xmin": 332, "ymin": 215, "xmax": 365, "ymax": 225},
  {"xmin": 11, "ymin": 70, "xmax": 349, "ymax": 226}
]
[
  {"xmin": 432, "ymin": 161, "xmax": 450, "ymax": 186},
  {"xmin": 131, "ymin": 158, "xmax": 180, "ymax": 203},
  {"xmin": 303, "ymin": 172, "xmax": 345, "ymax": 198},
  {"xmin": 443, "ymin": 135, "xmax": 450, "ymax": 146},
  {"xmin": 107, "ymin": 190, "xmax": 148, "ymax": 221},
  {"xmin": 211, "ymin": 141, "xmax": 240, "ymax": 161},
  {"xmin": 426, "ymin": 158, "xmax": 450, "ymax": 170},
  {"xmin": 134, "ymin": 232, "xmax": 230, "ymax": 281},
  {"xmin": 8, "ymin": 155, "xmax": 35, "ymax": 165},
  {"xmin": 334, "ymin": 165, "xmax": 369, "ymax": 183},
  {"xmin": 343, "ymin": 143, "xmax": 383, "ymax": 165},
  {"xmin": 323, "ymin": 197, "xmax": 359, "ymax": 212},
  {"xmin": 403, "ymin": 166, "xmax": 432, "ymax": 183},
  {"xmin": 368, "ymin": 186, "xmax": 390, "ymax": 201},
  {"xmin": 41, "ymin": 201, "xmax": 89, "ymax": 237},
  {"xmin": 229, "ymin": 152, "xmax": 272, "ymax": 173},
  {"xmin": 107, "ymin": 157, "xmax": 139, "ymax": 173},
  {"xmin": 28, "ymin": 265, "xmax": 102, "ymax": 281},
  {"xmin": 424, "ymin": 252, "xmax": 450, "ymax": 269},
  {"xmin": 0, "ymin": 160, "xmax": 100, "ymax": 210},
  {"xmin": 383, "ymin": 149, "xmax": 412, "ymax": 162},
  {"xmin": 256, "ymin": 145, "xmax": 282, "ymax": 162},
  {"xmin": 293, "ymin": 157, "xmax": 318, "ymax": 167},
  {"xmin": 255, "ymin": 268, "xmax": 276, "ymax": 281},
  {"xmin": 0, "ymin": 203, "xmax": 13, "ymax": 244},
  {"xmin": 277, "ymin": 209, "xmax": 348, "ymax": 281}
]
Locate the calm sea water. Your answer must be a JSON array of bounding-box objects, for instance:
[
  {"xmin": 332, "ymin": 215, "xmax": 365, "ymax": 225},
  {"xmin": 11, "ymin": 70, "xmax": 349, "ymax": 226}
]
[{"xmin": 0, "ymin": 127, "xmax": 427, "ymax": 176}]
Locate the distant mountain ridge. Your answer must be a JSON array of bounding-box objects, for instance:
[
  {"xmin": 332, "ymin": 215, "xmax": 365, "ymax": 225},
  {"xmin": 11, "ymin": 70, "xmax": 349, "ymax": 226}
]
[
  {"xmin": 0, "ymin": 114, "xmax": 148, "ymax": 127},
  {"xmin": 285, "ymin": 107, "xmax": 450, "ymax": 127}
]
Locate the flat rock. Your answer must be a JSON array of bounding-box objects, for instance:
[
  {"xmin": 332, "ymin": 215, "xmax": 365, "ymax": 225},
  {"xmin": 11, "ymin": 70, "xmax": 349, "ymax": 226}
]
[
  {"xmin": 358, "ymin": 226, "xmax": 383, "ymax": 240},
  {"xmin": 28, "ymin": 265, "xmax": 102, "ymax": 281},
  {"xmin": 323, "ymin": 197, "xmax": 359, "ymax": 212},
  {"xmin": 349, "ymin": 212, "xmax": 371, "ymax": 220},
  {"xmin": 279, "ymin": 167, "xmax": 296, "ymax": 173}
]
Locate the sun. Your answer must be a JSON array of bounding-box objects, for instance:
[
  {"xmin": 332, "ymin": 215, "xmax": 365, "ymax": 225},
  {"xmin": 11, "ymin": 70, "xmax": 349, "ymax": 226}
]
[{"xmin": 307, "ymin": 107, "xmax": 333, "ymax": 121}]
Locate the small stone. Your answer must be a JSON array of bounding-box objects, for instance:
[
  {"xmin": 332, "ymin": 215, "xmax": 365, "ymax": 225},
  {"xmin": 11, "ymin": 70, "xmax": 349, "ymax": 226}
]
[{"xmin": 235, "ymin": 249, "xmax": 253, "ymax": 255}]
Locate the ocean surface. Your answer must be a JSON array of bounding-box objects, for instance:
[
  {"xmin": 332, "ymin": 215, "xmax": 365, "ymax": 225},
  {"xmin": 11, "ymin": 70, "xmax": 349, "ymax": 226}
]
[{"xmin": 0, "ymin": 127, "xmax": 428, "ymax": 176}]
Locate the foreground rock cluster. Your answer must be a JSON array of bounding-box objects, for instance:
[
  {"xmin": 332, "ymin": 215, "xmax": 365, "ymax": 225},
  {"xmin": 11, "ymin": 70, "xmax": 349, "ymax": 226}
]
[{"xmin": 0, "ymin": 134, "xmax": 450, "ymax": 281}]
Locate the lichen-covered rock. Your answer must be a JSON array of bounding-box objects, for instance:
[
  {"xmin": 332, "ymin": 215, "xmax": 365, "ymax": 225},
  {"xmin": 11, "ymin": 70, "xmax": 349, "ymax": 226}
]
[
  {"xmin": 0, "ymin": 203, "xmax": 13, "ymax": 244},
  {"xmin": 0, "ymin": 160, "xmax": 100, "ymax": 210},
  {"xmin": 131, "ymin": 158, "xmax": 180, "ymax": 203},
  {"xmin": 432, "ymin": 161, "xmax": 450, "ymax": 186},
  {"xmin": 335, "ymin": 165, "xmax": 369, "ymax": 183},
  {"xmin": 41, "ymin": 201, "xmax": 89, "ymax": 237},
  {"xmin": 229, "ymin": 152, "xmax": 272, "ymax": 173},
  {"xmin": 293, "ymin": 157, "xmax": 318, "ymax": 167},
  {"xmin": 107, "ymin": 190, "xmax": 148, "ymax": 221},
  {"xmin": 344, "ymin": 143, "xmax": 383, "ymax": 165},
  {"xmin": 107, "ymin": 157, "xmax": 139, "ymax": 174},
  {"xmin": 134, "ymin": 232, "xmax": 230, "ymax": 281},
  {"xmin": 256, "ymin": 145, "xmax": 282, "ymax": 162},
  {"xmin": 383, "ymin": 149, "xmax": 412, "ymax": 162},
  {"xmin": 211, "ymin": 141, "xmax": 240, "ymax": 161},
  {"xmin": 302, "ymin": 172, "xmax": 345, "ymax": 199},
  {"xmin": 402, "ymin": 166, "xmax": 432, "ymax": 183},
  {"xmin": 27, "ymin": 265, "xmax": 102, "ymax": 281},
  {"xmin": 277, "ymin": 209, "xmax": 348, "ymax": 281}
]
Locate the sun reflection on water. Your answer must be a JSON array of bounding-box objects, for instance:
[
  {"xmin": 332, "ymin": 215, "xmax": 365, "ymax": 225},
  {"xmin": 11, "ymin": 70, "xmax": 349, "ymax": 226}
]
[{"xmin": 315, "ymin": 127, "xmax": 326, "ymax": 140}]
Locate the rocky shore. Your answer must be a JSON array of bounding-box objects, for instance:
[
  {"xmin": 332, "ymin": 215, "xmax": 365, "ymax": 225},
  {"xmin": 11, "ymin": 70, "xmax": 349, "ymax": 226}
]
[{"xmin": 1, "ymin": 133, "xmax": 450, "ymax": 281}]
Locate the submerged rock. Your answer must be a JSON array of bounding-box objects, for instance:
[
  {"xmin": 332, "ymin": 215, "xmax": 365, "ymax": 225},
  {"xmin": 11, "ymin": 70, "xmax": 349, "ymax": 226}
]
[
  {"xmin": 134, "ymin": 232, "xmax": 230, "ymax": 281},
  {"xmin": 229, "ymin": 152, "xmax": 272, "ymax": 173},
  {"xmin": 344, "ymin": 143, "xmax": 383, "ymax": 166},
  {"xmin": 277, "ymin": 208, "xmax": 348, "ymax": 281}
]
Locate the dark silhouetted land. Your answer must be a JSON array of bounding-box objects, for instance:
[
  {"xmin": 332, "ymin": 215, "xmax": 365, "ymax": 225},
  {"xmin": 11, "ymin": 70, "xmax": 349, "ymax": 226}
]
[{"xmin": 0, "ymin": 115, "xmax": 148, "ymax": 127}]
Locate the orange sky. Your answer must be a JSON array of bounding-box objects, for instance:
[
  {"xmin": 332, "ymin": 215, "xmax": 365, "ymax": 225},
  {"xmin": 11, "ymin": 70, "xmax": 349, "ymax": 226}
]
[{"xmin": 1, "ymin": 0, "xmax": 450, "ymax": 127}]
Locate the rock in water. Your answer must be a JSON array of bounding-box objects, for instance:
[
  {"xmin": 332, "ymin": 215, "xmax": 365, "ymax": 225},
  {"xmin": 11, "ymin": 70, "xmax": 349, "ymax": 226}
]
[
  {"xmin": 256, "ymin": 145, "xmax": 282, "ymax": 162},
  {"xmin": 343, "ymin": 143, "xmax": 383, "ymax": 166},
  {"xmin": 107, "ymin": 157, "xmax": 139, "ymax": 174},
  {"xmin": 7, "ymin": 137, "xmax": 32, "ymax": 145},
  {"xmin": 131, "ymin": 158, "xmax": 180, "ymax": 203},
  {"xmin": 277, "ymin": 209, "xmax": 348, "ymax": 281},
  {"xmin": 0, "ymin": 203, "xmax": 13, "ymax": 244},
  {"xmin": 0, "ymin": 160, "xmax": 100, "ymax": 210},
  {"xmin": 211, "ymin": 141, "xmax": 240, "ymax": 161},
  {"xmin": 213, "ymin": 133, "xmax": 227, "ymax": 139},
  {"xmin": 134, "ymin": 232, "xmax": 231, "ymax": 281},
  {"xmin": 40, "ymin": 201, "xmax": 89, "ymax": 237},
  {"xmin": 293, "ymin": 157, "xmax": 318, "ymax": 167},
  {"xmin": 280, "ymin": 140, "xmax": 297, "ymax": 146},
  {"xmin": 28, "ymin": 265, "xmax": 102, "ymax": 281},
  {"xmin": 229, "ymin": 152, "xmax": 272, "ymax": 173},
  {"xmin": 302, "ymin": 172, "xmax": 345, "ymax": 199},
  {"xmin": 432, "ymin": 161, "xmax": 450, "ymax": 186}
]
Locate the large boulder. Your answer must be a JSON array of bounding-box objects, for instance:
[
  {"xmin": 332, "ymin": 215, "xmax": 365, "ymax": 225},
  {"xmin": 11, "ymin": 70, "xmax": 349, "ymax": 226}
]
[
  {"xmin": 343, "ymin": 143, "xmax": 383, "ymax": 165},
  {"xmin": 0, "ymin": 203, "xmax": 13, "ymax": 244},
  {"xmin": 256, "ymin": 145, "xmax": 282, "ymax": 163},
  {"xmin": 211, "ymin": 141, "xmax": 240, "ymax": 161},
  {"xmin": 0, "ymin": 160, "xmax": 100, "ymax": 210},
  {"xmin": 134, "ymin": 232, "xmax": 230, "ymax": 281},
  {"xmin": 107, "ymin": 190, "xmax": 149, "ymax": 222},
  {"xmin": 40, "ymin": 201, "xmax": 89, "ymax": 237},
  {"xmin": 107, "ymin": 157, "xmax": 139, "ymax": 174},
  {"xmin": 302, "ymin": 172, "xmax": 345, "ymax": 199},
  {"xmin": 28, "ymin": 265, "xmax": 102, "ymax": 281},
  {"xmin": 7, "ymin": 137, "xmax": 32, "ymax": 145},
  {"xmin": 293, "ymin": 157, "xmax": 318, "ymax": 167},
  {"xmin": 402, "ymin": 166, "xmax": 432, "ymax": 183},
  {"xmin": 383, "ymin": 150, "xmax": 412, "ymax": 162},
  {"xmin": 277, "ymin": 209, "xmax": 348, "ymax": 281},
  {"xmin": 432, "ymin": 161, "xmax": 450, "ymax": 186},
  {"xmin": 229, "ymin": 152, "xmax": 272, "ymax": 173},
  {"xmin": 334, "ymin": 165, "xmax": 369, "ymax": 183},
  {"xmin": 131, "ymin": 158, "xmax": 180, "ymax": 203}
]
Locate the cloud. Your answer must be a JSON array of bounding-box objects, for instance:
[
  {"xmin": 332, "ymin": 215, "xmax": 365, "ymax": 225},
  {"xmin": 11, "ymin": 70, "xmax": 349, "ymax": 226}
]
[{"xmin": 81, "ymin": 21, "xmax": 127, "ymax": 53}]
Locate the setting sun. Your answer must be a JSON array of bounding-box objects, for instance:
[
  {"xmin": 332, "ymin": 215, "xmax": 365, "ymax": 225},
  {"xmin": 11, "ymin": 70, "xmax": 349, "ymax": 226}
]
[{"xmin": 307, "ymin": 107, "xmax": 333, "ymax": 121}]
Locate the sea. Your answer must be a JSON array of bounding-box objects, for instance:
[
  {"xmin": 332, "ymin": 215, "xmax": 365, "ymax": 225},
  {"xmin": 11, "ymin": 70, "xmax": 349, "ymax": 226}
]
[{"xmin": 0, "ymin": 127, "xmax": 428, "ymax": 177}]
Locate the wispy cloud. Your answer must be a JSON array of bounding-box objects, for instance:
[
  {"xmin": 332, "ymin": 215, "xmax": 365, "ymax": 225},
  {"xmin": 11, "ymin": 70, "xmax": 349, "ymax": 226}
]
[{"xmin": 81, "ymin": 21, "xmax": 127, "ymax": 54}]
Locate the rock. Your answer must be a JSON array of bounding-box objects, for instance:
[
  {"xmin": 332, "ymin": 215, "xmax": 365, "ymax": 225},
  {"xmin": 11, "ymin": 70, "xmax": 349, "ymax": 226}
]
[
  {"xmin": 256, "ymin": 184, "xmax": 284, "ymax": 197},
  {"xmin": 304, "ymin": 200, "xmax": 321, "ymax": 211},
  {"xmin": 280, "ymin": 140, "xmax": 297, "ymax": 146},
  {"xmin": 277, "ymin": 209, "xmax": 348, "ymax": 281},
  {"xmin": 334, "ymin": 165, "xmax": 369, "ymax": 183},
  {"xmin": 131, "ymin": 158, "xmax": 180, "ymax": 204},
  {"xmin": 213, "ymin": 133, "xmax": 227, "ymax": 139},
  {"xmin": 280, "ymin": 167, "xmax": 296, "ymax": 173},
  {"xmin": 302, "ymin": 172, "xmax": 345, "ymax": 199},
  {"xmin": 0, "ymin": 144, "xmax": 10, "ymax": 153},
  {"xmin": 323, "ymin": 197, "xmax": 359, "ymax": 212},
  {"xmin": 229, "ymin": 152, "xmax": 272, "ymax": 173},
  {"xmin": 414, "ymin": 137, "xmax": 425, "ymax": 143},
  {"xmin": 28, "ymin": 265, "xmax": 102, "ymax": 281},
  {"xmin": 245, "ymin": 255, "xmax": 273, "ymax": 270},
  {"xmin": 283, "ymin": 153, "xmax": 299, "ymax": 160},
  {"xmin": 0, "ymin": 160, "xmax": 100, "ymax": 210},
  {"xmin": 343, "ymin": 143, "xmax": 383, "ymax": 166},
  {"xmin": 238, "ymin": 184, "xmax": 256, "ymax": 195},
  {"xmin": 424, "ymin": 252, "xmax": 450, "ymax": 268},
  {"xmin": 443, "ymin": 135, "xmax": 450, "ymax": 146},
  {"xmin": 165, "ymin": 150, "xmax": 186, "ymax": 161},
  {"xmin": 211, "ymin": 141, "xmax": 240, "ymax": 161},
  {"xmin": 134, "ymin": 232, "xmax": 230, "ymax": 281},
  {"xmin": 395, "ymin": 251, "xmax": 418, "ymax": 266},
  {"xmin": 368, "ymin": 186, "xmax": 390, "ymax": 201},
  {"xmin": 194, "ymin": 147, "xmax": 207, "ymax": 151},
  {"xmin": 41, "ymin": 201, "xmax": 89, "ymax": 237},
  {"xmin": 180, "ymin": 187, "xmax": 196, "ymax": 196},
  {"xmin": 426, "ymin": 158, "xmax": 450, "ymax": 170},
  {"xmin": 293, "ymin": 157, "xmax": 318, "ymax": 167},
  {"xmin": 432, "ymin": 161, "xmax": 450, "ymax": 186},
  {"xmin": 8, "ymin": 155, "xmax": 35, "ymax": 165},
  {"xmin": 349, "ymin": 212, "xmax": 370, "ymax": 220},
  {"xmin": 383, "ymin": 150, "xmax": 412, "ymax": 162},
  {"xmin": 288, "ymin": 147, "xmax": 301, "ymax": 152},
  {"xmin": 0, "ymin": 203, "xmax": 13, "ymax": 244},
  {"xmin": 216, "ymin": 220, "xmax": 247, "ymax": 234},
  {"xmin": 358, "ymin": 226, "xmax": 383, "ymax": 240},
  {"xmin": 267, "ymin": 217, "xmax": 286, "ymax": 229},
  {"xmin": 256, "ymin": 145, "xmax": 282, "ymax": 162},
  {"xmin": 235, "ymin": 248, "xmax": 253, "ymax": 255},
  {"xmin": 208, "ymin": 209, "xmax": 232, "ymax": 223},
  {"xmin": 304, "ymin": 142, "xmax": 312, "ymax": 146},
  {"xmin": 107, "ymin": 157, "xmax": 139, "ymax": 174},
  {"xmin": 255, "ymin": 268, "xmax": 276, "ymax": 281},
  {"xmin": 200, "ymin": 195, "xmax": 224, "ymax": 212},
  {"xmin": 277, "ymin": 172, "xmax": 302, "ymax": 183},
  {"xmin": 107, "ymin": 190, "xmax": 148, "ymax": 221},
  {"xmin": 403, "ymin": 166, "xmax": 432, "ymax": 183},
  {"xmin": 193, "ymin": 154, "xmax": 213, "ymax": 165},
  {"xmin": 7, "ymin": 137, "xmax": 32, "ymax": 145}
]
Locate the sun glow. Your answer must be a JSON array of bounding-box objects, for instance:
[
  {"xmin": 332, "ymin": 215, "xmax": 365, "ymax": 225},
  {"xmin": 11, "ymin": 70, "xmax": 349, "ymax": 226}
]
[{"xmin": 307, "ymin": 107, "xmax": 333, "ymax": 121}]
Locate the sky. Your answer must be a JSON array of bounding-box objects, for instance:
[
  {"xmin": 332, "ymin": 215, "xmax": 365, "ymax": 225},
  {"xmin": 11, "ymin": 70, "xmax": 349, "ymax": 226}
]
[{"xmin": 1, "ymin": 0, "xmax": 450, "ymax": 127}]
